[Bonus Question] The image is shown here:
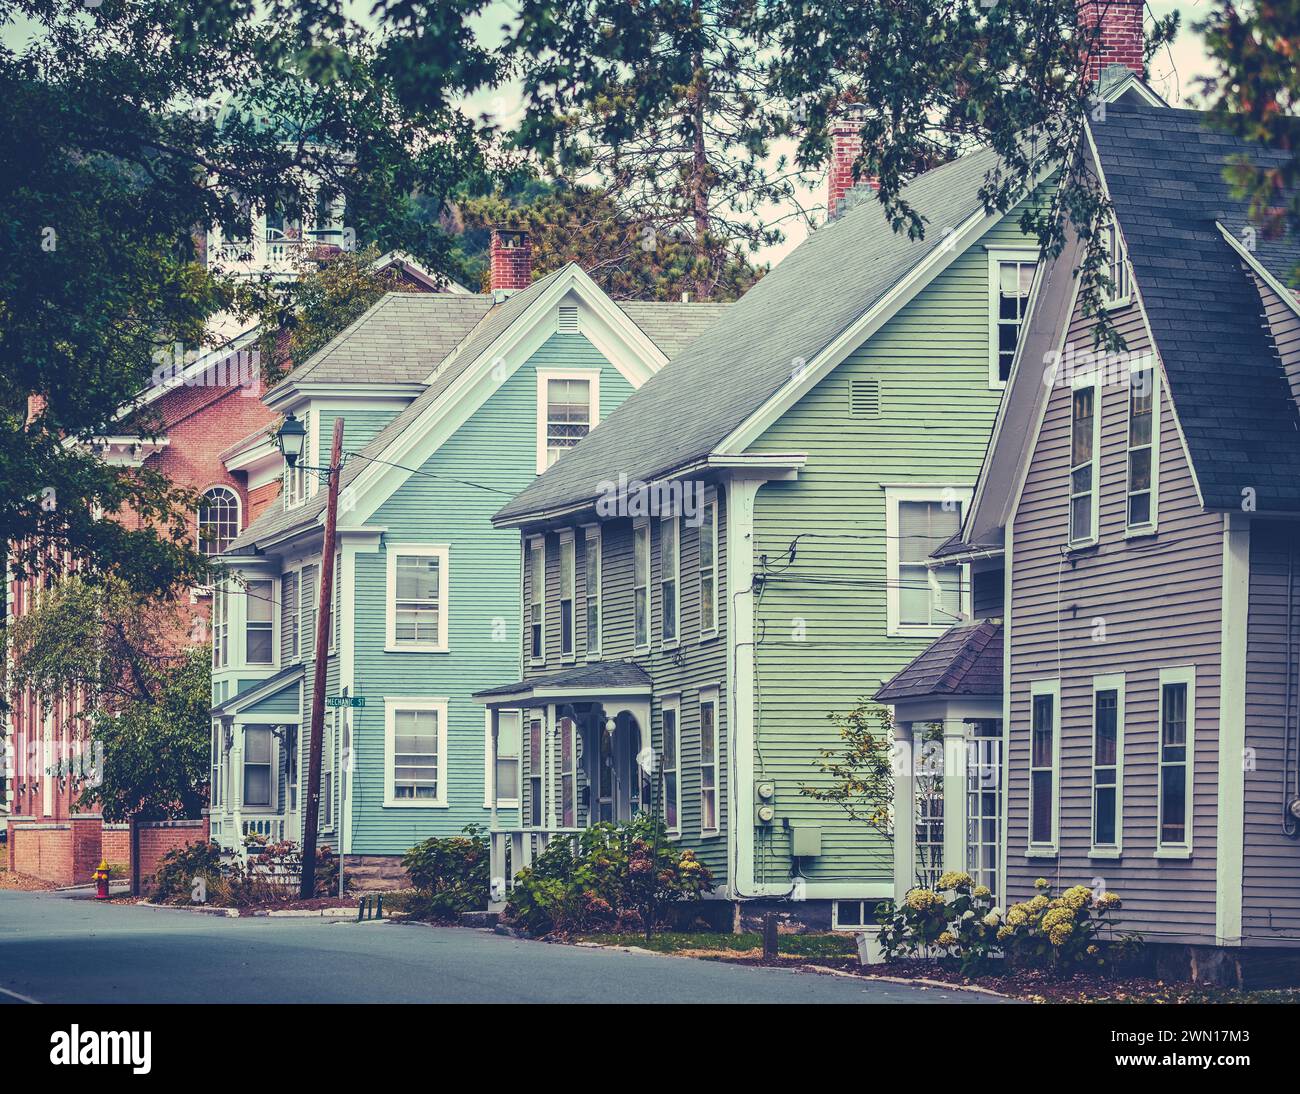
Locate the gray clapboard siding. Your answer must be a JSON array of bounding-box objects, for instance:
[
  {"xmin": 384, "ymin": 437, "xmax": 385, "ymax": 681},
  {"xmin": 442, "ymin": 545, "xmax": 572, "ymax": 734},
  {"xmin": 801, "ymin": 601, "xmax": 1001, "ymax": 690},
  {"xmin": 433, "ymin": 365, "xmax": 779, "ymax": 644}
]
[
  {"xmin": 1007, "ymin": 295, "xmax": 1225, "ymax": 942},
  {"xmin": 1242, "ymin": 520, "xmax": 1300, "ymax": 945}
]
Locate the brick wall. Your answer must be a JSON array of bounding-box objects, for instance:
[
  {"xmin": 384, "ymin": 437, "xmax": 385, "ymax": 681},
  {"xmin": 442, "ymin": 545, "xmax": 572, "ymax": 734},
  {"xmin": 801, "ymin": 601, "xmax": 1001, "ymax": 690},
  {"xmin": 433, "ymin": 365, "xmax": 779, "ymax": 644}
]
[
  {"xmin": 8, "ymin": 816, "xmax": 103, "ymax": 886},
  {"xmin": 136, "ymin": 818, "xmax": 210, "ymax": 894},
  {"xmin": 102, "ymin": 823, "xmax": 131, "ymax": 868}
]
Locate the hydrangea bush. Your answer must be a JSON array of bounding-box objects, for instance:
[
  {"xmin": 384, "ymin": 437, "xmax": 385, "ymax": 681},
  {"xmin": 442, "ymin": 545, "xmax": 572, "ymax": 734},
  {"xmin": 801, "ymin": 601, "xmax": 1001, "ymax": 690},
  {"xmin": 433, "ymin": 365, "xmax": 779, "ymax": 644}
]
[{"xmin": 876, "ymin": 873, "xmax": 1131, "ymax": 976}]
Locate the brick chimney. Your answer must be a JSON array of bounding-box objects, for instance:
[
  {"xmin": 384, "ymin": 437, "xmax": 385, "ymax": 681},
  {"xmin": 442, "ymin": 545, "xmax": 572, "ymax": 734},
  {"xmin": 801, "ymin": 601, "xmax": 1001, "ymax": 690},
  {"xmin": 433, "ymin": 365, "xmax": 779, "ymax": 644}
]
[
  {"xmin": 827, "ymin": 113, "xmax": 877, "ymax": 222},
  {"xmin": 489, "ymin": 228, "xmax": 532, "ymax": 295},
  {"xmin": 1080, "ymin": 0, "xmax": 1145, "ymax": 84}
]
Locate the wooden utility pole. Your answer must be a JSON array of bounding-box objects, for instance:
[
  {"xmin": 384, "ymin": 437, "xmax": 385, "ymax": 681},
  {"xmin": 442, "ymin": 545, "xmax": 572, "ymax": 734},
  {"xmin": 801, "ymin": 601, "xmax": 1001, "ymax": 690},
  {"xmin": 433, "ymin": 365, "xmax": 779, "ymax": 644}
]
[{"xmin": 300, "ymin": 417, "xmax": 343, "ymax": 898}]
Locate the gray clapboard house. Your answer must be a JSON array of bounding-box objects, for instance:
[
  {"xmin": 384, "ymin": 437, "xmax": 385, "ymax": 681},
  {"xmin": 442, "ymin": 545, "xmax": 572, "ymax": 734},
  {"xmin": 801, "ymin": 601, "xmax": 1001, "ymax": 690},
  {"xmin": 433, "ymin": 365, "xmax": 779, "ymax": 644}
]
[{"xmin": 879, "ymin": 102, "xmax": 1300, "ymax": 981}]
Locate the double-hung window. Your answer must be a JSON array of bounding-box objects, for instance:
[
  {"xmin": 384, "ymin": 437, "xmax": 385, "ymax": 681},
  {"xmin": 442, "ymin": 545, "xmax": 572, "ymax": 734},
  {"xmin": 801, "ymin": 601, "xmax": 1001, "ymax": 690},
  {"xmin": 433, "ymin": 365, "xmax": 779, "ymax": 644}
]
[
  {"xmin": 633, "ymin": 519, "xmax": 650, "ymax": 649},
  {"xmin": 529, "ymin": 539, "xmax": 545, "ymax": 663},
  {"xmin": 660, "ymin": 516, "xmax": 679, "ymax": 645},
  {"xmin": 989, "ymin": 251, "xmax": 1038, "ymax": 385},
  {"xmin": 1157, "ymin": 667, "xmax": 1195, "ymax": 854},
  {"xmin": 559, "ymin": 532, "xmax": 575, "ymax": 660},
  {"xmin": 1091, "ymin": 675, "xmax": 1125, "ymax": 854},
  {"xmin": 489, "ymin": 710, "xmax": 521, "ymax": 808},
  {"xmin": 1028, "ymin": 680, "xmax": 1060, "ymax": 852},
  {"xmin": 1069, "ymin": 376, "xmax": 1100, "ymax": 546},
  {"xmin": 560, "ymin": 716, "xmax": 578, "ymax": 827},
  {"xmin": 583, "ymin": 526, "xmax": 601, "ymax": 656},
  {"xmin": 212, "ymin": 582, "xmax": 229, "ymax": 669},
  {"xmin": 699, "ymin": 689, "xmax": 719, "ymax": 835},
  {"xmin": 385, "ymin": 698, "xmax": 447, "ymax": 807},
  {"xmin": 662, "ymin": 696, "xmax": 681, "ymax": 834},
  {"xmin": 537, "ymin": 371, "xmax": 599, "ymax": 472},
  {"xmin": 282, "ymin": 461, "xmax": 306, "ymax": 511},
  {"xmin": 885, "ymin": 488, "xmax": 970, "ymax": 634},
  {"xmin": 528, "ymin": 716, "xmax": 544, "ymax": 826},
  {"xmin": 1101, "ymin": 214, "xmax": 1131, "ymax": 308},
  {"xmin": 246, "ymin": 579, "xmax": 274, "ymax": 664},
  {"xmin": 386, "ymin": 545, "xmax": 449, "ymax": 652},
  {"xmin": 1126, "ymin": 358, "xmax": 1159, "ymax": 532},
  {"xmin": 243, "ymin": 726, "xmax": 272, "ymax": 809},
  {"xmin": 698, "ymin": 493, "xmax": 718, "ymax": 636}
]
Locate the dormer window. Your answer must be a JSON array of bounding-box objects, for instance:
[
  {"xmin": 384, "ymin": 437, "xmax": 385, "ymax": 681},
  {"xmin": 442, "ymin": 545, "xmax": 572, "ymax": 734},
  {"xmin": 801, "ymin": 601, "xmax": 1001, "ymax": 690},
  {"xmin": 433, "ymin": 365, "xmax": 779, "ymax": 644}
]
[{"xmin": 282, "ymin": 461, "xmax": 306, "ymax": 510}]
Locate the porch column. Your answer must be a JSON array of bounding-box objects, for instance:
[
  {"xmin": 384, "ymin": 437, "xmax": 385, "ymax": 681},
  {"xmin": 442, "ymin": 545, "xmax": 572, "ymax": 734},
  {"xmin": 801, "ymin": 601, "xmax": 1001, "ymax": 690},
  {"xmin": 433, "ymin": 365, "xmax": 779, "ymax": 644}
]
[
  {"xmin": 893, "ymin": 721, "xmax": 916, "ymax": 902},
  {"xmin": 942, "ymin": 719, "xmax": 968, "ymax": 879},
  {"xmin": 231, "ymin": 722, "xmax": 245, "ymax": 843},
  {"xmin": 545, "ymin": 704, "xmax": 558, "ymax": 830}
]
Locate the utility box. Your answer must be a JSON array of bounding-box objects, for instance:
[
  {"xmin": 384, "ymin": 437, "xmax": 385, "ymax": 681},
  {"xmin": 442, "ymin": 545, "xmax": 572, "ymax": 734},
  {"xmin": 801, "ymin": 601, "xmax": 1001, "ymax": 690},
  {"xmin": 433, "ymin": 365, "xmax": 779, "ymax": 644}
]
[{"xmin": 785, "ymin": 820, "xmax": 822, "ymax": 858}]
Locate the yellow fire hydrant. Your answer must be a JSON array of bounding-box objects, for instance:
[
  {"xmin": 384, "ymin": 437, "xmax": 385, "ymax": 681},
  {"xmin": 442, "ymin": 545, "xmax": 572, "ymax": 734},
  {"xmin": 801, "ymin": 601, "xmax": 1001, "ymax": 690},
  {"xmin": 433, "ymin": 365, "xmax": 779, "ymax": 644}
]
[{"xmin": 93, "ymin": 858, "xmax": 111, "ymax": 900}]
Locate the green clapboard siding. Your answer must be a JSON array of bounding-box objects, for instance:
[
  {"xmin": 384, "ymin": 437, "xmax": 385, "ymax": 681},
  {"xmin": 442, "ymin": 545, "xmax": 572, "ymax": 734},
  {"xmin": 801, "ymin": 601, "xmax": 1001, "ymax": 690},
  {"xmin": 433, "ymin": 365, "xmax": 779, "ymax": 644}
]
[
  {"xmin": 348, "ymin": 333, "xmax": 635, "ymax": 854},
  {"xmin": 744, "ymin": 204, "xmax": 1038, "ymax": 888}
]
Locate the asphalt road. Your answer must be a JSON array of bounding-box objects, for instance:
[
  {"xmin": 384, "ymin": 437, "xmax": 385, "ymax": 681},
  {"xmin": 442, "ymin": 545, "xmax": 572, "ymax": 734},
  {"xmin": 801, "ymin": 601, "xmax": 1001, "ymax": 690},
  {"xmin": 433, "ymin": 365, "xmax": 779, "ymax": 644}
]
[{"xmin": 0, "ymin": 890, "xmax": 1007, "ymax": 1004}]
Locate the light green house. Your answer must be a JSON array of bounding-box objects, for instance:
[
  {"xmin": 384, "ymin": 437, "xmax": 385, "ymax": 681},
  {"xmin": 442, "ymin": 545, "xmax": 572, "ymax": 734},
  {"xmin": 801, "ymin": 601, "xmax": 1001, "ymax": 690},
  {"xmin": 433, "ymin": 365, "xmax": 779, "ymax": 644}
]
[
  {"xmin": 481, "ymin": 146, "xmax": 1055, "ymax": 927},
  {"xmin": 208, "ymin": 251, "xmax": 725, "ymax": 884}
]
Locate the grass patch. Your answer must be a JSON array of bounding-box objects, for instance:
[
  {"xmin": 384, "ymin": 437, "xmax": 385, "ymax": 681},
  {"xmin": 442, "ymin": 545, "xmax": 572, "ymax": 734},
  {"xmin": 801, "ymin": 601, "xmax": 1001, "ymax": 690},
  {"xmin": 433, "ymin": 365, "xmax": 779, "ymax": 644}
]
[{"xmin": 576, "ymin": 930, "xmax": 858, "ymax": 958}]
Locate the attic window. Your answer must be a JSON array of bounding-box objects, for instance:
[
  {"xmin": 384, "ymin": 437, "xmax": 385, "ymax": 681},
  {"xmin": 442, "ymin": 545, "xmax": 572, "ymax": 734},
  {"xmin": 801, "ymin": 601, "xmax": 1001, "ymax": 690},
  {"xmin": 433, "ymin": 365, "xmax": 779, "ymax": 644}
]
[
  {"xmin": 849, "ymin": 379, "xmax": 881, "ymax": 418},
  {"xmin": 557, "ymin": 305, "xmax": 580, "ymax": 334},
  {"xmin": 1101, "ymin": 215, "xmax": 1131, "ymax": 309}
]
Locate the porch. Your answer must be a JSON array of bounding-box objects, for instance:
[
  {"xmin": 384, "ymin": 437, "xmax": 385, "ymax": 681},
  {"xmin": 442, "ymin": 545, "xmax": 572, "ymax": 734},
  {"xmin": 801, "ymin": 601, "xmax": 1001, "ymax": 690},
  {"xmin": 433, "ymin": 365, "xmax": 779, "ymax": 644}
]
[
  {"xmin": 875, "ymin": 620, "xmax": 1005, "ymax": 904},
  {"xmin": 474, "ymin": 662, "xmax": 657, "ymax": 909}
]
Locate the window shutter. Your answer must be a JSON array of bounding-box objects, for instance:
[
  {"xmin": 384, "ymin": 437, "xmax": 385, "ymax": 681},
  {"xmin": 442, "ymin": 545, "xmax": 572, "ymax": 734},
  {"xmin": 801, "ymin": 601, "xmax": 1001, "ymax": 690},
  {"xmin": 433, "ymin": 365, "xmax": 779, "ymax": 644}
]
[
  {"xmin": 849, "ymin": 378, "xmax": 881, "ymax": 418},
  {"xmin": 558, "ymin": 305, "xmax": 579, "ymax": 334}
]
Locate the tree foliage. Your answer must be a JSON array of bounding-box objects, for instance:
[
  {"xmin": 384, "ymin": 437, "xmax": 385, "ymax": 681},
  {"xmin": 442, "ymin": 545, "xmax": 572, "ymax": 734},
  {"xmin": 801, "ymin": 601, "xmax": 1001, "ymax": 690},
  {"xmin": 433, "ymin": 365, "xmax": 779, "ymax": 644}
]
[
  {"xmin": 507, "ymin": 0, "xmax": 810, "ymax": 299},
  {"xmin": 1, "ymin": 0, "xmax": 498, "ymax": 592},
  {"xmin": 799, "ymin": 700, "xmax": 900, "ymax": 841}
]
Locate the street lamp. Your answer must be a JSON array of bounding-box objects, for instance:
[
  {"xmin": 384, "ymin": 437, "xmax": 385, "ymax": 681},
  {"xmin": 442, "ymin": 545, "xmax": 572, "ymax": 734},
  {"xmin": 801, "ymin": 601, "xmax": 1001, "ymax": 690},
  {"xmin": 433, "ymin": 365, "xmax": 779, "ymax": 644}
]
[{"xmin": 275, "ymin": 412, "xmax": 307, "ymax": 467}]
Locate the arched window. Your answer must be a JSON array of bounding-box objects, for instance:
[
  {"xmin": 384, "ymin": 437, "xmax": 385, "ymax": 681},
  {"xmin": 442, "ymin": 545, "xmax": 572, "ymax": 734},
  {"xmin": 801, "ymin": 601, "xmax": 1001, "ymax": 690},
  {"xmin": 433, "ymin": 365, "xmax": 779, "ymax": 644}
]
[{"xmin": 197, "ymin": 487, "xmax": 241, "ymax": 556}]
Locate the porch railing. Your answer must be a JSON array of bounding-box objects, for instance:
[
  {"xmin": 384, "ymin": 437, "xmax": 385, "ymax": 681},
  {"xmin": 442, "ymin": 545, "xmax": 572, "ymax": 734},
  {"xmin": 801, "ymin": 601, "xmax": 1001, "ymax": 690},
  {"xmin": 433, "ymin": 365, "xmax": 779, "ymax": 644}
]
[{"xmin": 488, "ymin": 827, "xmax": 586, "ymax": 909}]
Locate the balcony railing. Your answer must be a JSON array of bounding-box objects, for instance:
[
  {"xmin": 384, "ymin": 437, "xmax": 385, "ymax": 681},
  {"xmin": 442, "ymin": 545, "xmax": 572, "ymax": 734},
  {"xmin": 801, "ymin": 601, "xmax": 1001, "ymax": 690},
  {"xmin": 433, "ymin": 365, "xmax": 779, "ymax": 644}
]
[{"xmin": 208, "ymin": 227, "xmax": 346, "ymax": 277}]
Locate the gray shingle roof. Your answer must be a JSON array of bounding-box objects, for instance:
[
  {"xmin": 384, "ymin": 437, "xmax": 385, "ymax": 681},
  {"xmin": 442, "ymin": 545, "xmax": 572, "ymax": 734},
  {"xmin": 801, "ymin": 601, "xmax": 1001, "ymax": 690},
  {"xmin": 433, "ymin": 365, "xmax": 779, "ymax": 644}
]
[
  {"xmin": 494, "ymin": 144, "xmax": 1010, "ymax": 525},
  {"xmin": 472, "ymin": 660, "xmax": 652, "ymax": 700},
  {"xmin": 1091, "ymin": 103, "xmax": 1300, "ymax": 513},
  {"xmin": 874, "ymin": 621, "xmax": 1003, "ymax": 702},
  {"xmin": 272, "ymin": 292, "xmax": 495, "ymax": 390},
  {"xmin": 225, "ymin": 266, "xmax": 726, "ymax": 553}
]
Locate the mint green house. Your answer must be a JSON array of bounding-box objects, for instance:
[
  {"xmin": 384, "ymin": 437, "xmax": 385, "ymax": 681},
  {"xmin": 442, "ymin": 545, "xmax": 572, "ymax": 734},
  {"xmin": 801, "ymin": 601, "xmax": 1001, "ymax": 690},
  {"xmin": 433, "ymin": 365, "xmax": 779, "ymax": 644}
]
[
  {"xmin": 207, "ymin": 247, "xmax": 724, "ymax": 884},
  {"xmin": 479, "ymin": 146, "xmax": 1063, "ymax": 926}
]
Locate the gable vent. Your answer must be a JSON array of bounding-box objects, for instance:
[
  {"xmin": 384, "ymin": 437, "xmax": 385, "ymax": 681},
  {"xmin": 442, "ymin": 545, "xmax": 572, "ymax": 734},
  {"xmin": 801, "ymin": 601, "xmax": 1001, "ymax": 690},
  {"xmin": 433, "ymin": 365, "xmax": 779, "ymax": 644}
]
[
  {"xmin": 849, "ymin": 378, "xmax": 881, "ymax": 418},
  {"xmin": 557, "ymin": 305, "xmax": 580, "ymax": 334}
]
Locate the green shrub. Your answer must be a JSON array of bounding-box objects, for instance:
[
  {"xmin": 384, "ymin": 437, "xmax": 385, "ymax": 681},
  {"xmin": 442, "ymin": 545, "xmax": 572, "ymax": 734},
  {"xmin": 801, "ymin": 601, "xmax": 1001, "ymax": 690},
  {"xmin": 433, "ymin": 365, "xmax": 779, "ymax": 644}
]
[
  {"xmin": 151, "ymin": 840, "xmax": 225, "ymax": 904},
  {"xmin": 504, "ymin": 815, "xmax": 712, "ymax": 938},
  {"xmin": 400, "ymin": 825, "xmax": 489, "ymax": 920},
  {"xmin": 876, "ymin": 871, "xmax": 1002, "ymax": 975},
  {"xmin": 996, "ymin": 878, "xmax": 1132, "ymax": 972}
]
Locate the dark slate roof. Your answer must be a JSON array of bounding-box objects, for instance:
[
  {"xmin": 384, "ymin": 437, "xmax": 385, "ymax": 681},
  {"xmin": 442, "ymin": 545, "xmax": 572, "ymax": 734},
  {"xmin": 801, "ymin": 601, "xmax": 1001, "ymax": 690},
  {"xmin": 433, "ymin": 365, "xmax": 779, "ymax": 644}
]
[
  {"xmin": 1091, "ymin": 103, "xmax": 1300, "ymax": 513},
  {"xmin": 473, "ymin": 661, "xmax": 653, "ymax": 700},
  {"xmin": 494, "ymin": 143, "xmax": 1011, "ymax": 524},
  {"xmin": 874, "ymin": 621, "xmax": 1003, "ymax": 702},
  {"xmin": 272, "ymin": 293, "xmax": 494, "ymax": 389},
  {"xmin": 225, "ymin": 267, "xmax": 724, "ymax": 553}
]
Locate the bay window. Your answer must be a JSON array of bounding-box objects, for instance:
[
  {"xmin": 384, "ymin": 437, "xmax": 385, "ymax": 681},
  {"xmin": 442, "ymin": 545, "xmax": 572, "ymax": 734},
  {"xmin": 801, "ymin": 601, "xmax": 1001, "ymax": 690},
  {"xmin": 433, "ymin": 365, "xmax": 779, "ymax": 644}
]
[{"xmin": 246, "ymin": 579, "xmax": 273, "ymax": 664}]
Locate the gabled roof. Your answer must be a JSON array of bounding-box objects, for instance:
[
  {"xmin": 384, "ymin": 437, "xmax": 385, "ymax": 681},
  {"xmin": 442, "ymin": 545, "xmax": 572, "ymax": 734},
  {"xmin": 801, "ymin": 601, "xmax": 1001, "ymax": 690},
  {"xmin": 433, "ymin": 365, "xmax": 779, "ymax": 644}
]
[
  {"xmin": 874, "ymin": 621, "xmax": 1003, "ymax": 702},
  {"xmin": 225, "ymin": 266, "xmax": 724, "ymax": 553},
  {"xmin": 1092, "ymin": 103, "xmax": 1300, "ymax": 513},
  {"xmin": 211, "ymin": 664, "xmax": 304, "ymax": 718},
  {"xmin": 473, "ymin": 660, "xmax": 653, "ymax": 702},
  {"xmin": 494, "ymin": 143, "xmax": 1015, "ymax": 525}
]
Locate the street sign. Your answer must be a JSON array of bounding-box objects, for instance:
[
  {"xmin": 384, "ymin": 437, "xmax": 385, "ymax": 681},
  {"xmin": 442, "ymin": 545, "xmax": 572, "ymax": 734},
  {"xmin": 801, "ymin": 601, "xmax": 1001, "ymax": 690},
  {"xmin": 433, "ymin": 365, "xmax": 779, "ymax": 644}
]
[{"xmin": 326, "ymin": 696, "xmax": 365, "ymax": 708}]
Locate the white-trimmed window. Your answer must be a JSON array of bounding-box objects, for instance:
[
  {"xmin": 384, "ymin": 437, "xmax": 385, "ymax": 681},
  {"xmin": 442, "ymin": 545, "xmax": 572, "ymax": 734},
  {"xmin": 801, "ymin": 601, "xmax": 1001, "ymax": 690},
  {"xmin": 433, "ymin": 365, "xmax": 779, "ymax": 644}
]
[
  {"xmin": 198, "ymin": 486, "xmax": 241, "ymax": 556},
  {"xmin": 384, "ymin": 697, "xmax": 448, "ymax": 807},
  {"xmin": 386, "ymin": 545, "xmax": 449, "ymax": 652},
  {"xmin": 246, "ymin": 579, "xmax": 274, "ymax": 664},
  {"xmin": 283, "ymin": 569, "xmax": 299, "ymax": 662},
  {"xmin": 1101, "ymin": 214, "xmax": 1131, "ymax": 308},
  {"xmin": 486, "ymin": 709, "xmax": 521, "ymax": 809},
  {"xmin": 633, "ymin": 519, "xmax": 650, "ymax": 649},
  {"xmin": 282, "ymin": 461, "xmax": 306, "ymax": 511},
  {"xmin": 1028, "ymin": 679, "xmax": 1060, "ymax": 853},
  {"xmin": 583, "ymin": 525, "xmax": 601, "ymax": 657},
  {"xmin": 529, "ymin": 538, "xmax": 545, "ymax": 664},
  {"xmin": 662, "ymin": 695, "xmax": 681, "ymax": 834},
  {"xmin": 1157, "ymin": 667, "xmax": 1195, "ymax": 855},
  {"xmin": 1069, "ymin": 374, "xmax": 1101, "ymax": 547},
  {"xmin": 528, "ymin": 715, "xmax": 544, "ymax": 827},
  {"xmin": 660, "ymin": 515, "xmax": 679, "ymax": 645},
  {"xmin": 559, "ymin": 531, "xmax": 576, "ymax": 660},
  {"xmin": 833, "ymin": 900, "xmax": 872, "ymax": 931},
  {"xmin": 560, "ymin": 715, "xmax": 578, "ymax": 827},
  {"xmin": 1126, "ymin": 357, "xmax": 1159, "ymax": 532},
  {"xmin": 299, "ymin": 563, "xmax": 317, "ymax": 660},
  {"xmin": 988, "ymin": 250, "xmax": 1038, "ymax": 386},
  {"xmin": 242, "ymin": 725, "xmax": 273, "ymax": 809},
  {"xmin": 1091, "ymin": 674, "xmax": 1125, "ymax": 854},
  {"xmin": 699, "ymin": 688, "xmax": 719, "ymax": 835},
  {"xmin": 212, "ymin": 581, "xmax": 229, "ymax": 669},
  {"xmin": 885, "ymin": 486, "xmax": 970, "ymax": 635},
  {"xmin": 537, "ymin": 369, "xmax": 599, "ymax": 473},
  {"xmin": 698, "ymin": 492, "xmax": 718, "ymax": 636}
]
